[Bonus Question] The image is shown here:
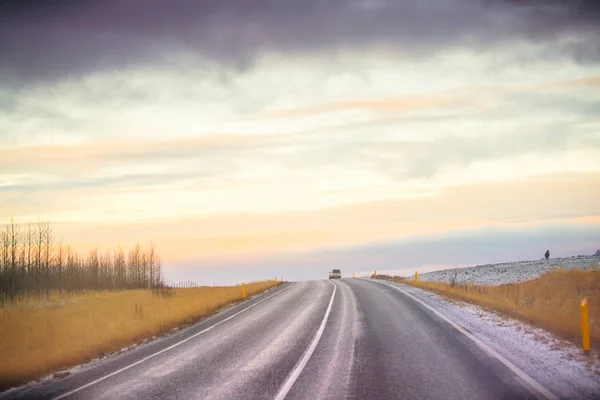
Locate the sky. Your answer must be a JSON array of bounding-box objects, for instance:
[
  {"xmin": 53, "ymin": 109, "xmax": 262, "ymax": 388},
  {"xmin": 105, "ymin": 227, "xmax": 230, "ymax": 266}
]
[{"xmin": 1, "ymin": 0, "xmax": 599, "ymax": 284}]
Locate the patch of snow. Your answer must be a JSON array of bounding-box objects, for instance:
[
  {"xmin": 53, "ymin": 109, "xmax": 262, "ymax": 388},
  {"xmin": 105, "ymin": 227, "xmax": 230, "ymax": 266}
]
[
  {"xmin": 382, "ymin": 280, "xmax": 600, "ymax": 399},
  {"xmin": 417, "ymin": 256, "xmax": 600, "ymax": 286}
]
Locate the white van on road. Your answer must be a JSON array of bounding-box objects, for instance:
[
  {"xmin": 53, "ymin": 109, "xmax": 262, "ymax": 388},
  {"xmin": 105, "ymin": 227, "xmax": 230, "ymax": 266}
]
[{"xmin": 329, "ymin": 269, "xmax": 342, "ymax": 279}]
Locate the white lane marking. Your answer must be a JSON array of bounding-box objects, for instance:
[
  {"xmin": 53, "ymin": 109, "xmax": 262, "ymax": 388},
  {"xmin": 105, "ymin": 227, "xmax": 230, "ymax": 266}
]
[
  {"xmin": 274, "ymin": 280, "xmax": 337, "ymax": 400},
  {"xmin": 373, "ymin": 280, "xmax": 559, "ymax": 400},
  {"xmin": 53, "ymin": 283, "xmax": 296, "ymax": 400}
]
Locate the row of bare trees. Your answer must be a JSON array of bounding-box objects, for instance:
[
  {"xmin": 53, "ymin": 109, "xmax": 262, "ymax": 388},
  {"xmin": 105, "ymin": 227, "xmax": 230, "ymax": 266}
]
[{"xmin": 0, "ymin": 219, "xmax": 166, "ymax": 305}]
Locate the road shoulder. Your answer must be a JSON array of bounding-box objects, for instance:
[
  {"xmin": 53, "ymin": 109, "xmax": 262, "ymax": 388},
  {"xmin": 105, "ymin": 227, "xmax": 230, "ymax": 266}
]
[{"xmin": 369, "ymin": 279, "xmax": 600, "ymax": 400}]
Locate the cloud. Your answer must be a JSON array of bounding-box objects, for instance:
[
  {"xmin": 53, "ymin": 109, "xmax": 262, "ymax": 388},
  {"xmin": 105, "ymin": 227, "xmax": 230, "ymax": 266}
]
[
  {"xmin": 273, "ymin": 120, "xmax": 600, "ymax": 181},
  {"xmin": 2, "ymin": 117, "xmax": 598, "ymax": 193},
  {"xmin": 260, "ymin": 95, "xmax": 447, "ymax": 118},
  {"xmin": 1, "ymin": 0, "xmax": 599, "ymax": 86},
  {"xmin": 4, "ymin": 171, "xmax": 600, "ymax": 253},
  {"xmin": 1, "ymin": 92, "xmax": 599, "ymax": 207}
]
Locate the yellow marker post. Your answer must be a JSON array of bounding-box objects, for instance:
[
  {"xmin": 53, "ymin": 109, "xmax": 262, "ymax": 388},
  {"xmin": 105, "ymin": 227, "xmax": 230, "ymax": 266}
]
[
  {"xmin": 415, "ymin": 271, "xmax": 419, "ymax": 285},
  {"xmin": 582, "ymin": 297, "xmax": 591, "ymax": 355},
  {"xmin": 374, "ymin": 270, "xmax": 377, "ymax": 278},
  {"xmin": 242, "ymin": 283, "xmax": 247, "ymax": 300}
]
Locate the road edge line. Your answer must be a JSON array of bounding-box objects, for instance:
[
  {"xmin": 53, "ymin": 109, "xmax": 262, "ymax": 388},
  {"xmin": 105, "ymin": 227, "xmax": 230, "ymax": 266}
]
[
  {"xmin": 370, "ymin": 279, "xmax": 558, "ymax": 400},
  {"xmin": 274, "ymin": 280, "xmax": 337, "ymax": 400},
  {"xmin": 53, "ymin": 282, "xmax": 296, "ymax": 400}
]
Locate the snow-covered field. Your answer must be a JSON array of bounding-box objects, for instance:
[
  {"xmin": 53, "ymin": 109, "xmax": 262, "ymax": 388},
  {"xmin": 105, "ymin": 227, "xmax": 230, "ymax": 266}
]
[{"xmin": 419, "ymin": 255, "xmax": 600, "ymax": 286}]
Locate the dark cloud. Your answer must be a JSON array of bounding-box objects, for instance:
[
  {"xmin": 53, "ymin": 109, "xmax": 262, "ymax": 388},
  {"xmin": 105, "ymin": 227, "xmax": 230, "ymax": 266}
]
[{"xmin": 1, "ymin": 0, "xmax": 599, "ymax": 86}]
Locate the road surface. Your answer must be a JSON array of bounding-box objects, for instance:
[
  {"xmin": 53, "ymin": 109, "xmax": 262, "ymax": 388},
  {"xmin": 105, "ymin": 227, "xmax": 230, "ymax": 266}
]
[{"xmin": 2, "ymin": 279, "xmax": 553, "ymax": 400}]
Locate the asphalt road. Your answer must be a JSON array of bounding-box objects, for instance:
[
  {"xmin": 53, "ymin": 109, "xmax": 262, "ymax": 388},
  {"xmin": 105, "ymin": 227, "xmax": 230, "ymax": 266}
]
[{"xmin": 2, "ymin": 279, "xmax": 552, "ymax": 400}]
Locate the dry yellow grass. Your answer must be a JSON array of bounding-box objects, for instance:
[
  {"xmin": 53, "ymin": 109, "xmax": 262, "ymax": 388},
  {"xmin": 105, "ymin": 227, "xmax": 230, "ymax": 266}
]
[
  {"xmin": 380, "ymin": 269, "xmax": 599, "ymax": 350},
  {"xmin": 0, "ymin": 281, "xmax": 280, "ymax": 389}
]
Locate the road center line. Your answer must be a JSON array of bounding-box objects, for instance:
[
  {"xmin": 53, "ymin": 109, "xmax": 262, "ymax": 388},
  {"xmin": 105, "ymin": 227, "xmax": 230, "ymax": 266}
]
[
  {"xmin": 53, "ymin": 283, "xmax": 296, "ymax": 400},
  {"xmin": 373, "ymin": 279, "xmax": 558, "ymax": 400},
  {"xmin": 274, "ymin": 280, "xmax": 337, "ymax": 400}
]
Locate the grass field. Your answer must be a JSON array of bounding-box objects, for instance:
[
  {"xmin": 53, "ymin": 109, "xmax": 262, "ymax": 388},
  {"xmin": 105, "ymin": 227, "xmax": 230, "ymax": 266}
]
[
  {"xmin": 378, "ymin": 268, "xmax": 599, "ymax": 350},
  {"xmin": 0, "ymin": 281, "xmax": 280, "ymax": 389}
]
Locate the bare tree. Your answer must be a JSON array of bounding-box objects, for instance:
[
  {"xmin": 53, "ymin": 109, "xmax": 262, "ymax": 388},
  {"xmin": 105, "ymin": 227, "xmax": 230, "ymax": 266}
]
[
  {"xmin": 35, "ymin": 221, "xmax": 44, "ymax": 296},
  {"xmin": 8, "ymin": 219, "xmax": 20, "ymax": 301},
  {"xmin": 0, "ymin": 226, "xmax": 8, "ymax": 306},
  {"xmin": 25, "ymin": 223, "xmax": 33, "ymax": 299},
  {"xmin": 0, "ymin": 219, "xmax": 166, "ymax": 303},
  {"xmin": 43, "ymin": 222, "xmax": 52, "ymax": 300},
  {"xmin": 114, "ymin": 247, "xmax": 126, "ymax": 289},
  {"xmin": 147, "ymin": 242, "xmax": 157, "ymax": 289},
  {"xmin": 56, "ymin": 238, "xmax": 64, "ymax": 295}
]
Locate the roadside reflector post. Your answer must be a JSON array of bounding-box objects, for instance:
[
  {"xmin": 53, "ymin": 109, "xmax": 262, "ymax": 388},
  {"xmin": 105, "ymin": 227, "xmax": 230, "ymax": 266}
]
[
  {"xmin": 242, "ymin": 283, "xmax": 247, "ymax": 300},
  {"xmin": 415, "ymin": 271, "xmax": 419, "ymax": 285},
  {"xmin": 582, "ymin": 297, "xmax": 591, "ymax": 355}
]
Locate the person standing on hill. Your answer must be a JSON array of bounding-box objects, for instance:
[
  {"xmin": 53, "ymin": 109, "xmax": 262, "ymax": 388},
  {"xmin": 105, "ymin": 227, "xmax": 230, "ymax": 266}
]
[{"xmin": 545, "ymin": 250, "xmax": 550, "ymax": 260}]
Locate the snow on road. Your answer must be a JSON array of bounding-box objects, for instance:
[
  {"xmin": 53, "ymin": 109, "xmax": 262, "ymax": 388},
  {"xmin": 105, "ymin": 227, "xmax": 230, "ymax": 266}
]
[{"xmin": 419, "ymin": 255, "xmax": 600, "ymax": 286}]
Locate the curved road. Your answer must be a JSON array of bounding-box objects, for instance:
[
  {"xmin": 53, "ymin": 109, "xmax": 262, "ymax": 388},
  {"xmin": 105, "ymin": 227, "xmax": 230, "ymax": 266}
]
[{"xmin": 3, "ymin": 279, "xmax": 550, "ymax": 400}]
